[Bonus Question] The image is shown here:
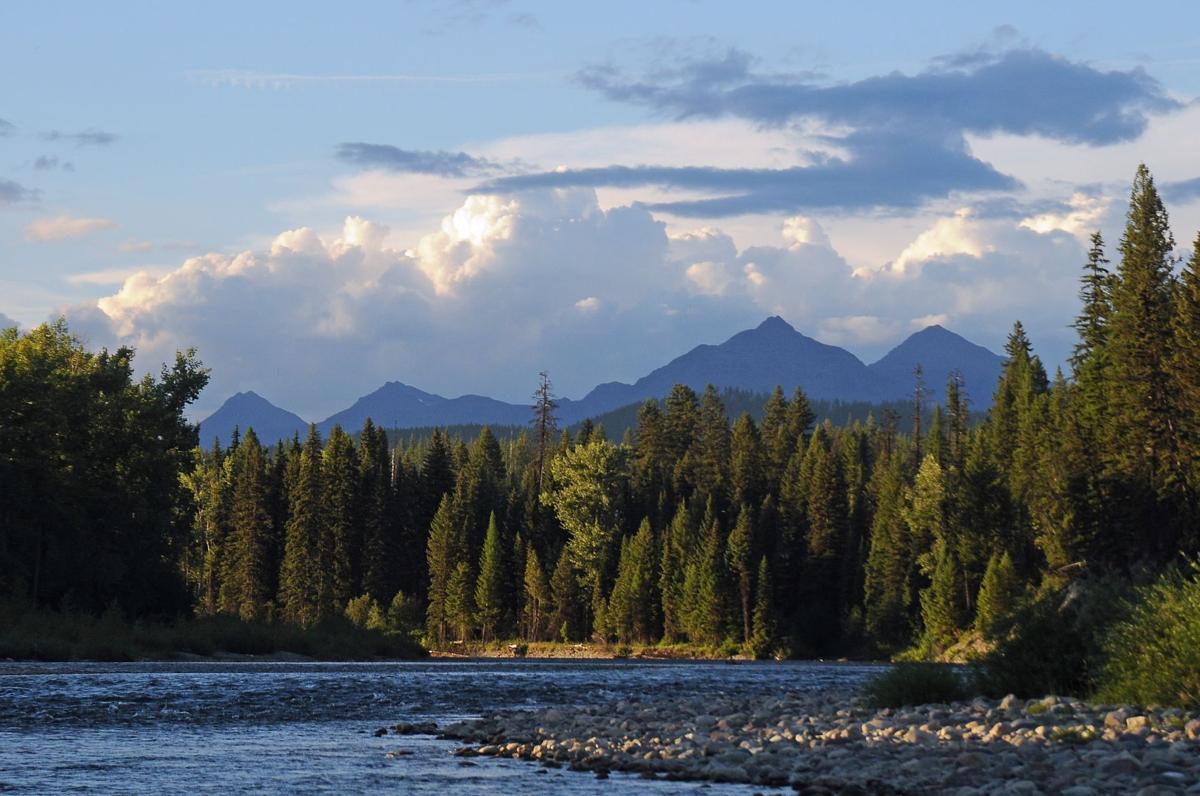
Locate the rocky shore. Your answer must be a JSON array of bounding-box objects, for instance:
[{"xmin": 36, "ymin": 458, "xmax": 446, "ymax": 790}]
[{"xmin": 435, "ymin": 690, "xmax": 1200, "ymax": 794}]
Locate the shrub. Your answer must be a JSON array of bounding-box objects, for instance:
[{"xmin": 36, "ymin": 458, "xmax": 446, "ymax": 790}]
[
  {"xmin": 975, "ymin": 575, "xmax": 1126, "ymax": 699},
  {"xmin": 1096, "ymin": 561, "xmax": 1200, "ymax": 709},
  {"xmin": 862, "ymin": 663, "xmax": 972, "ymax": 708}
]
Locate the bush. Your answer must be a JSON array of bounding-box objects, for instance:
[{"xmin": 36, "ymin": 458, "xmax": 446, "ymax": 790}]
[
  {"xmin": 1097, "ymin": 561, "xmax": 1200, "ymax": 708},
  {"xmin": 862, "ymin": 663, "xmax": 972, "ymax": 708},
  {"xmin": 975, "ymin": 575, "xmax": 1126, "ymax": 699}
]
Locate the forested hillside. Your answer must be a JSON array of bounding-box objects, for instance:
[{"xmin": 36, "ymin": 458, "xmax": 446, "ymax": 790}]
[{"xmin": 3, "ymin": 166, "xmax": 1199, "ymax": 677}]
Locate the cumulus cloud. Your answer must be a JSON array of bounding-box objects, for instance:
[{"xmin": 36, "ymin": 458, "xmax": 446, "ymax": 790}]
[
  {"xmin": 472, "ymin": 45, "xmax": 1178, "ymax": 216},
  {"xmin": 336, "ymin": 143, "xmax": 504, "ymax": 177},
  {"xmin": 40, "ymin": 129, "xmax": 119, "ymax": 146},
  {"xmin": 70, "ymin": 188, "xmax": 1088, "ymax": 419},
  {"xmin": 26, "ymin": 215, "xmax": 118, "ymax": 242}
]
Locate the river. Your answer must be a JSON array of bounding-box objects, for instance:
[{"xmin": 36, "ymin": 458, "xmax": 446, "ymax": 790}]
[{"xmin": 0, "ymin": 659, "xmax": 880, "ymax": 793}]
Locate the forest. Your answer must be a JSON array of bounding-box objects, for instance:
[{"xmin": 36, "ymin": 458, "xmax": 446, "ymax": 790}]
[{"xmin": 2, "ymin": 165, "xmax": 1199, "ymax": 691}]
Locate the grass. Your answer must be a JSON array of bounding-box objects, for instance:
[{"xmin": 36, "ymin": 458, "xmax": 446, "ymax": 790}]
[
  {"xmin": 0, "ymin": 602, "xmax": 426, "ymax": 661},
  {"xmin": 862, "ymin": 663, "xmax": 973, "ymax": 708}
]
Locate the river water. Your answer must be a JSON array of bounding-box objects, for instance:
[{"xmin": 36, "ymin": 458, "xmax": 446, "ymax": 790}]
[{"xmin": 0, "ymin": 659, "xmax": 880, "ymax": 793}]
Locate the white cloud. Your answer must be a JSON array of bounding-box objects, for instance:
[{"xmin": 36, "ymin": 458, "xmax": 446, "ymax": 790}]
[
  {"xmin": 66, "ymin": 266, "xmax": 170, "ymax": 287},
  {"xmin": 1019, "ymin": 193, "xmax": 1108, "ymax": 238},
  {"xmin": 27, "ymin": 215, "xmax": 118, "ymax": 242},
  {"xmin": 889, "ymin": 209, "xmax": 986, "ymax": 275},
  {"xmin": 71, "ymin": 189, "xmax": 1088, "ymax": 419}
]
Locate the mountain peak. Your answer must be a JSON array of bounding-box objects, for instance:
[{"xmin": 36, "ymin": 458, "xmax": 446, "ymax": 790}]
[{"xmin": 755, "ymin": 315, "xmax": 796, "ymax": 334}]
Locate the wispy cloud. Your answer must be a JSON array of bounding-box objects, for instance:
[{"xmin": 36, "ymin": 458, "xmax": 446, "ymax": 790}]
[
  {"xmin": 26, "ymin": 215, "xmax": 117, "ymax": 242},
  {"xmin": 188, "ymin": 69, "xmax": 547, "ymax": 89},
  {"xmin": 0, "ymin": 118, "xmax": 14, "ymax": 137},
  {"xmin": 0, "ymin": 178, "xmax": 39, "ymax": 206},
  {"xmin": 40, "ymin": 129, "xmax": 119, "ymax": 147},
  {"xmin": 337, "ymin": 143, "xmax": 507, "ymax": 177},
  {"xmin": 34, "ymin": 155, "xmax": 75, "ymax": 172},
  {"xmin": 66, "ymin": 266, "xmax": 168, "ymax": 286}
]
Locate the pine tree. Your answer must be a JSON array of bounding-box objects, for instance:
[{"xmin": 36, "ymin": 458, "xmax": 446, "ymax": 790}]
[
  {"xmin": 974, "ymin": 551, "xmax": 1021, "ymax": 640},
  {"xmin": 684, "ymin": 505, "xmax": 726, "ymax": 646},
  {"xmin": 748, "ymin": 556, "xmax": 775, "ymax": 659},
  {"xmin": 445, "ymin": 560, "xmax": 475, "ymax": 642},
  {"xmin": 522, "ymin": 545, "xmax": 549, "ymax": 640},
  {"xmin": 725, "ymin": 504, "xmax": 755, "ymax": 643},
  {"xmin": 862, "ymin": 452, "xmax": 912, "ymax": 648},
  {"xmin": 692, "ymin": 385, "xmax": 731, "ymax": 504},
  {"xmin": 608, "ymin": 519, "xmax": 658, "ymax": 644},
  {"xmin": 729, "ymin": 414, "xmax": 766, "ymax": 511},
  {"xmin": 531, "ymin": 371, "xmax": 558, "ymax": 494},
  {"xmin": 425, "ymin": 495, "xmax": 464, "ymax": 646},
  {"xmin": 474, "ymin": 512, "xmax": 505, "ymax": 642},
  {"xmin": 358, "ymin": 419, "xmax": 394, "ymax": 602},
  {"xmin": 658, "ymin": 501, "xmax": 692, "ymax": 641},
  {"xmin": 279, "ymin": 425, "xmax": 324, "ymax": 627},
  {"xmin": 228, "ymin": 428, "xmax": 272, "ymax": 621},
  {"xmin": 920, "ymin": 545, "xmax": 967, "ymax": 652},
  {"xmin": 549, "ymin": 549, "xmax": 581, "ymax": 642},
  {"xmin": 1172, "ymin": 233, "xmax": 1200, "ymax": 516},
  {"xmin": 322, "ymin": 425, "xmax": 358, "ymax": 612},
  {"xmin": 1072, "ymin": 231, "xmax": 1113, "ymax": 435},
  {"xmin": 1107, "ymin": 164, "xmax": 1184, "ymax": 524}
]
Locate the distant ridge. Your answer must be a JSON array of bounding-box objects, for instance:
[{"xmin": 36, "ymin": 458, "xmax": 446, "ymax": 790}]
[{"xmin": 199, "ymin": 318, "xmax": 1005, "ymax": 446}]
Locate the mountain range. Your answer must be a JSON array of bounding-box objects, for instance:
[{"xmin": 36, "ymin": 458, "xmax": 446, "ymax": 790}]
[{"xmin": 198, "ymin": 317, "xmax": 1005, "ymax": 447}]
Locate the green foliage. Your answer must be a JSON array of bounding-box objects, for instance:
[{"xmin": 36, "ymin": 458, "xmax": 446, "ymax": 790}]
[
  {"xmin": 976, "ymin": 578, "xmax": 1126, "ymax": 699},
  {"xmin": 542, "ymin": 439, "xmax": 627, "ymax": 590},
  {"xmin": 608, "ymin": 519, "xmax": 658, "ymax": 644},
  {"xmin": 0, "ymin": 320, "xmax": 208, "ymax": 615},
  {"xmin": 975, "ymin": 552, "xmax": 1022, "ymax": 639},
  {"xmin": 1098, "ymin": 561, "xmax": 1200, "ymax": 708},
  {"xmin": 747, "ymin": 556, "xmax": 775, "ymax": 659},
  {"xmin": 862, "ymin": 663, "xmax": 971, "ymax": 708},
  {"xmin": 474, "ymin": 513, "xmax": 505, "ymax": 641}
]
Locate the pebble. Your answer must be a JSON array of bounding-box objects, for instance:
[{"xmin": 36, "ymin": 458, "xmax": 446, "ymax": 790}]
[{"xmin": 435, "ymin": 690, "xmax": 1200, "ymax": 793}]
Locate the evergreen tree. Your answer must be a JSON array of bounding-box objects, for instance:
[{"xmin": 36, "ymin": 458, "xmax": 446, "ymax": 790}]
[
  {"xmin": 549, "ymin": 549, "xmax": 581, "ymax": 642},
  {"xmin": 474, "ymin": 512, "xmax": 505, "ymax": 641},
  {"xmin": 658, "ymin": 501, "xmax": 693, "ymax": 641},
  {"xmin": 862, "ymin": 452, "xmax": 912, "ymax": 648},
  {"xmin": 445, "ymin": 560, "xmax": 475, "ymax": 642},
  {"xmin": 279, "ymin": 425, "xmax": 324, "ymax": 627},
  {"xmin": 725, "ymin": 504, "xmax": 755, "ymax": 643},
  {"xmin": 1172, "ymin": 233, "xmax": 1200, "ymax": 515},
  {"xmin": 522, "ymin": 545, "xmax": 549, "ymax": 640},
  {"xmin": 748, "ymin": 556, "xmax": 775, "ymax": 659},
  {"xmin": 227, "ymin": 428, "xmax": 272, "ymax": 621},
  {"xmin": 425, "ymin": 496, "xmax": 464, "ymax": 646},
  {"xmin": 322, "ymin": 425, "xmax": 358, "ymax": 612},
  {"xmin": 729, "ymin": 414, "xmax": 766, "ymax": 511},
  {"xmin": 608, "ymin": 519, "xmax": 658, "ymax": 644},
  {"xmin": 1107, "ymin": 164, "xmax": 1184, "ymax": 531},
  {"xmin": 974, "ymin": 551, "xmax": 1021, "ymax": 640}
]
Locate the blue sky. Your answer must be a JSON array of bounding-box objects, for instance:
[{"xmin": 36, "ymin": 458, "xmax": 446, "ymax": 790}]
[{"xmin": 3, "ymin": 1, "xmax": 1200, "ymax": 418}]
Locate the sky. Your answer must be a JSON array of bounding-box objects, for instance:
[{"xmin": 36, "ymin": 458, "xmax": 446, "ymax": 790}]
[{"xmin": 3, "ymin": 1, "xmax": 1200, "ymax": 420}]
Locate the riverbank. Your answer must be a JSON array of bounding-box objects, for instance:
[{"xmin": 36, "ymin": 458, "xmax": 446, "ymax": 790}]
[
  {"xmin": 440, "ymin": 690, "xmax": 1200, "ymax": 793},
  {"xmin": 0, "ymin": 607, "xmax": 425, "ymax": 662},
  {"xmin": 429, "ymin": 640, "xmax": 772, "ymax": 660}
]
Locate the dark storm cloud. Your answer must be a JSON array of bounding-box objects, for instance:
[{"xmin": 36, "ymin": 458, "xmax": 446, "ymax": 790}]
[
  {"xmin": 336, "ymin": 143, "xmax": 501, "ymax": 177},
  {"xmin": 474, "ymin": 46, "xmax": 1179, "ymax": 217}
]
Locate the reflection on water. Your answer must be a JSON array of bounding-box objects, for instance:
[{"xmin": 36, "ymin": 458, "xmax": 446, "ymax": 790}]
[{"xmin": 0, "ymin": 660, "xmax": 879, "ymax": 793}]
